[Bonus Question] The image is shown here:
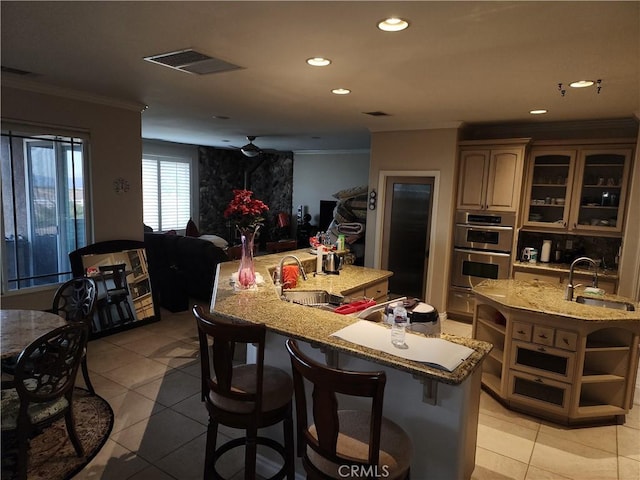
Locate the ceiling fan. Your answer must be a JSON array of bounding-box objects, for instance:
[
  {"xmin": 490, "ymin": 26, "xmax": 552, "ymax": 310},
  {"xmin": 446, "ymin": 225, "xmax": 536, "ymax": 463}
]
[{"xmin": 240, "ymin": 136, "xmax": 262, "ymax": 157}]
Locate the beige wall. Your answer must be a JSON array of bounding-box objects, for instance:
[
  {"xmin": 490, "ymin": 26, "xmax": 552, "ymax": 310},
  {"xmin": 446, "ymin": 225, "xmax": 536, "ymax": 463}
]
[
  {"xmin": 1, "ymin": 84, "xmax": 142, "ymax": 308},
  {"xmin": 366, "ymin": 128, "xmax": 459, "ymax": 313}
]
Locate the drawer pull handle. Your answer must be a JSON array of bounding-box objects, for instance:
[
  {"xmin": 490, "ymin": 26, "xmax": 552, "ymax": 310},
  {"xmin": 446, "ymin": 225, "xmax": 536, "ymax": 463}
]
[
  {"xmin": 539, "ymin": 334, "xmax": 548, "ymax": 339},
  {"xmin": 534, "ymin": 378, "xmax": 544, "ymax": 383},
  {"xmin": 518, "ymin": 330, "xmax": 526, "ymax": 334},
  {"xmin": 562, "ymin": 338, "xmax": 569, "ymax": 345},
  {"xmin": 537, "ymin": 347, "xmax": 546, "ymax": 352}
]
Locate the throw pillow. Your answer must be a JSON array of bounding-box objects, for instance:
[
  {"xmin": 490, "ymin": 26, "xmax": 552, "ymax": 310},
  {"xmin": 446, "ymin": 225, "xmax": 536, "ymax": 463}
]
[{"xmin": 185, "ymin": 219, "xmax": 200, "ymax": 237}]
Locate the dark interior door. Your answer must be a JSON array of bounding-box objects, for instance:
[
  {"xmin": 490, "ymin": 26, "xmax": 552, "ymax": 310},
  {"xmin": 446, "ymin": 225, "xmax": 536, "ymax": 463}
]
[{"xmin": 381, "ymin": 176, "xmax": 434, "ymax": 299}]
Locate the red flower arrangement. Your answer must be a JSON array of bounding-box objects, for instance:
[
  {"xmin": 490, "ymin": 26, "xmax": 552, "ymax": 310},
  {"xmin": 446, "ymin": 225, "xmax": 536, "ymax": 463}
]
[{"xmin": 224, "ymin": 189, "xmax": 269, "ymax": 230}]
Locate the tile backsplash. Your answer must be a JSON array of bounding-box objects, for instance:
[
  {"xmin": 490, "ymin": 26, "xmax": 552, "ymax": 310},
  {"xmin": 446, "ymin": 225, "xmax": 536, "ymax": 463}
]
[{"xmin": 517, "ymin": 231, "xmax": 621, "ymax": 271}]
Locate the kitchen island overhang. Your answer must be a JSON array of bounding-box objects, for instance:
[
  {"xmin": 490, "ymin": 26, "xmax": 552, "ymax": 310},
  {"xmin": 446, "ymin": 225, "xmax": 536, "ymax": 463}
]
[{"xmin": 210, "ymin": 249, "xmax": 491, "ymax": 479}]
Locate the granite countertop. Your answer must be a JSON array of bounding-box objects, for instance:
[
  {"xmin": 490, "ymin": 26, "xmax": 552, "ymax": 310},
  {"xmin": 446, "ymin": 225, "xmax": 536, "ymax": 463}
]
[
  {"xmin": 473, "ymin": 279, "xmax": 639, "ymax": 321},
  {"xmin": 512, "ymin": 261, "xmax": 619, "ymax": 280},
  {"xmin": 211, "ymin": 248, "xmax": 492, "ymax": 385}
]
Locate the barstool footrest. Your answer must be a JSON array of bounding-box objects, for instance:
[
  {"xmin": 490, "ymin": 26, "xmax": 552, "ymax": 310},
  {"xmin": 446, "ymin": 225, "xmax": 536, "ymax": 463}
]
[{"xmin": 214, "ymin": 435, "xmax": 289, "ymax": 480}]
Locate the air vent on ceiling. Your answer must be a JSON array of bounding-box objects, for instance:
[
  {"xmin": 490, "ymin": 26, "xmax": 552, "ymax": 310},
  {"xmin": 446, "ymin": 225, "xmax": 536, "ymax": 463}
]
[
  {"xmin": 143, "ymin": 49, "xmax": 243, "ymax": 75},
  {"xmin": 1, "ymin": 65, "xmax": 35, "ymax": 76},
  {"xmin": 363, "ymin": 111, "xmax": 391, "ymax": 117}
]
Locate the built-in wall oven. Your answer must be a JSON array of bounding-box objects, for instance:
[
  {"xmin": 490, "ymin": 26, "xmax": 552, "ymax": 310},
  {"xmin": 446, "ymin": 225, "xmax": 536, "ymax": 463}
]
[{"xmin": 448, "ymin": 211, "xmax": 515, "ymax": 319}]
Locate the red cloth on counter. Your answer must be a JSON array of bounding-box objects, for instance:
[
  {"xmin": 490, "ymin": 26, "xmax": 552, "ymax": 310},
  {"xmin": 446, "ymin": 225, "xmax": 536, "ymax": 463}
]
[{"xmin": 282, "ymin": 265, "xmax": 299, "ymax": 288}]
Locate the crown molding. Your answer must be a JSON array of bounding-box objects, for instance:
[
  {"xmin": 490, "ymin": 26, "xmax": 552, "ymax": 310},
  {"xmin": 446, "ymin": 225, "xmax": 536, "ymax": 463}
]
[
  {"xmin": 1, "ymin": 76, "xmax": 145, "ymax": 112},
  {"xmin": 293, "ymin": 149, "xmax": 370, "ymax": 155}
]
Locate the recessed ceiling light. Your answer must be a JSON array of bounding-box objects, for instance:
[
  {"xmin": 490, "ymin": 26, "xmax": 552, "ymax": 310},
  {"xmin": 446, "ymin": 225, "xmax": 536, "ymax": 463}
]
[
  {"xmin": 377, "ymin": 17, "xmax": 409, "ymax": 32},
  {"xmin": 331, "ymin": 88, "xmax": 351, "ymax": 95},
  {"xmin": 306, "ymin": 57, "xmax": 331, "ymax": 67},
  {"xmin": 529, "ymin": 109, "xmax": 548, "ymax": 115},
  {"xmin": 569, "ymin": 80, "xmax": 594, "ymax": 88}
]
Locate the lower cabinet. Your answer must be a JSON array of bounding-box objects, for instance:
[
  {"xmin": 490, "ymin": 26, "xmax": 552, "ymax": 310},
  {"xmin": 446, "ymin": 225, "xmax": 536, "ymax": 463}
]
[
  {"xmin": 345, "ymin": 279, "xmax": 389, "ymax": 302},
  {"xmin": 473, "ymin": 298, "xmax": 639, "ymax": 425}
]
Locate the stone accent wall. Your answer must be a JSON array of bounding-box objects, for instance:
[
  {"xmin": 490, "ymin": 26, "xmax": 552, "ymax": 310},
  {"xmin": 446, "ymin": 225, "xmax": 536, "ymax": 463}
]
[{"xmin": 198, "ymin": 147, "xmax": 294, "ymax": 246}]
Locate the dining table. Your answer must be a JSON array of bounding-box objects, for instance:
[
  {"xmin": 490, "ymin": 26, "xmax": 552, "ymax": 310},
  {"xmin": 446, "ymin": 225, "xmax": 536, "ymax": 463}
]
[{"xmin": 0, "ymin": 309, "xmax": 67, "ymax": 359}]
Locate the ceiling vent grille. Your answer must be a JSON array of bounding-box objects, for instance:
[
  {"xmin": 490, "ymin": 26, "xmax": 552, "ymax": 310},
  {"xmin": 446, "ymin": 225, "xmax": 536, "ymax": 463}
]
[
  {"xmin": 363, "ymin": 111, "xmax": 390, "ymax": 117},
  {"xmin": 143, "ymin": 49, "xmax": 243, "ymax": 75}
]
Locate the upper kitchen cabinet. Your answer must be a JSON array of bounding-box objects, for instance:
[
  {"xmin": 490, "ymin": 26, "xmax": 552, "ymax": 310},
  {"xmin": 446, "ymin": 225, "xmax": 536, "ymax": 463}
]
[
  {"xmin": 457, "ymin": 140, "xmax": 529, "ymax": 212},
  {"xmin": 523, "ymin": 144, "xmax": 633, "ymax": 234}
]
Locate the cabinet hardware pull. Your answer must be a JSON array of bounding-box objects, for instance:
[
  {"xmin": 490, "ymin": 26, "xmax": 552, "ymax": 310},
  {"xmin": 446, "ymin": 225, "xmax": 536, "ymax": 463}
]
[
  {"xmin": 539, "ymin": 334, "xmax": 547, "ymax": 339},
  {"xmin": 564, "ymin": 222, "xmax": 567, "ymax": 227},
  {"xmin": 537, "ymin": 347, "xmax": 546, "ymax": 352},
  {"xmin": 518, "ymin": 330, "xmax": 525, "ymax": 334},
  {"xmin": 535, "ymin": 378, "xmax": 543, "ymax": 383}
]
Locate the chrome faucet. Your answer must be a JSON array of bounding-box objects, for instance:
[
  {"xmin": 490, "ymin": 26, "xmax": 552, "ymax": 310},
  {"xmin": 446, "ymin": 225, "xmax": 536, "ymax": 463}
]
[
  {"xmin": 274, "ymin": 255, "xmax": 307, "ymax": 295},
  {"xmin": 564, "ymin": 256, "xmax": 599, "ymax": 301}
]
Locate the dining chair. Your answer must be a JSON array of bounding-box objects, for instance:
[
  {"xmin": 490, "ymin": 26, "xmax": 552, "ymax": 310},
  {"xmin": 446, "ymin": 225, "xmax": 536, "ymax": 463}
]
[
  {"xmin": 0, "ymin": 322, "xmax": 89, "ymax": 480},
  {"xmin": 52, "ymin": 277, "xmax": 98, "ymax": 394},
  {"xmin": 285, "ymin": 339, "xmax": 412, "ymax": 480},
  {"xmin": 97, "ymin": 263, "xmax": 135, "ymax": 325},
  {"xmin": 192, "ymin": 305, "xmax": 295, "ymax": 480}
]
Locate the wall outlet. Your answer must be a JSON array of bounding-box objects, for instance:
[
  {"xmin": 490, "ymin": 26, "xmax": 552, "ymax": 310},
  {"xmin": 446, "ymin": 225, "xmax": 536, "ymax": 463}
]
[{"xmin": 565, "ymin": 239, "xmax": 573, "ymax": 250}]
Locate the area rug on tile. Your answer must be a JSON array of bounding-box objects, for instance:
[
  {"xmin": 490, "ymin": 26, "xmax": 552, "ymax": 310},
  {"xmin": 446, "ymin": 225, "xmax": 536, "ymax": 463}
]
[{"xmin": 1, "ymin": 388, "xmax": 113, "ymax": 480}]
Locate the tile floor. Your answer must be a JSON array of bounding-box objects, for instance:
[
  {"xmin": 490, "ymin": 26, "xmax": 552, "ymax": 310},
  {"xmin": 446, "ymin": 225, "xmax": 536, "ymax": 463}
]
[{"xmin": 73, "ymin": 306, "xmax": 640, "ymax": 480}]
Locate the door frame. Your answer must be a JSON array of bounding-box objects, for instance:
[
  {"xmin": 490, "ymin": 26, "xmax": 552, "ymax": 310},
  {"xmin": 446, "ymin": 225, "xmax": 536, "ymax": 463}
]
[{"xmin": 373, "ymin": 170, "xmax": 441, "ymax": 301}]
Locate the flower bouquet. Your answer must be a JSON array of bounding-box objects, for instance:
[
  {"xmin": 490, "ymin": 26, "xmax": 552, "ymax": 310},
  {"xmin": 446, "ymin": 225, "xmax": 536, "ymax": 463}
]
[{"xmin": 224, "ymin": 189, "xmax": 269, "ymax": 289}]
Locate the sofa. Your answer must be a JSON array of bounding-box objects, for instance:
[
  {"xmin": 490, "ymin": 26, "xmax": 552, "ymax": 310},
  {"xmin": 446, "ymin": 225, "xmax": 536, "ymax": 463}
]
[{"xmin": 144, "ymin": 233, "xmax": 229, "ymax": 312}]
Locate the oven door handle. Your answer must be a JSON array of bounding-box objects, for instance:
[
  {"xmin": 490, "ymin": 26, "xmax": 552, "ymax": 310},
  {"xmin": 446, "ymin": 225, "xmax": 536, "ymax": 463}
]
[
  {"xmin": 453, "ymin": 248, "xmax": 512, "ymax": 258},
  {"xmin": 455, "ymin": 224, "xmax": 514, "ymax": 231}
]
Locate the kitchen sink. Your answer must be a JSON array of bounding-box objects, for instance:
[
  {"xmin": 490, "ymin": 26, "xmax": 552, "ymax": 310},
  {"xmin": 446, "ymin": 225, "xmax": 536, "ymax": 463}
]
[
  {"xmin": 575, "ymin": 296, "xmax": 635, "ymax": 311},
  {"xmin": 281, "ymin": 290, "xmax": 344, "ymax": 311}
]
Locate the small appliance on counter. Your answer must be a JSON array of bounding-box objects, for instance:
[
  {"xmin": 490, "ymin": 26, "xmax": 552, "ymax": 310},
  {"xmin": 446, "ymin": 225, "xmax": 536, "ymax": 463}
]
[
  {"xmin": 384, "ymin": 298, "xmax": 441, "ymax": 336},
  {"xmin": 322, "ymin": 251, "xmax": 343, "ymax": 274},
  {"xmin": 540, "ymin": 240, "xmax": 552, "ymax": 263},
  {"xmin": 521, "ymin": 247, "xmax": 538, "ymax": 263}
]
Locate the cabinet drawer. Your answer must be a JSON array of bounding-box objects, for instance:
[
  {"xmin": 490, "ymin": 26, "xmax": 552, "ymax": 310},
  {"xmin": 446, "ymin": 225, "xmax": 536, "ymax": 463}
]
[
  {"xmin": 510, "ymin": 340, "xmax": 576, "ymax": 383},
  {"xmin": 512, "ymin": 322, "xmax": 532, "ymax": 342},
  {"xmin": 508, "ymin": 369, "xmax": 571, "ymax": 415},
  {"xmin": 533, "ymin": 325, "xmax": 554, "ymax": 346},
  {"xmin": 555, "ymin": 330, "xmax": 578, "ymax": 351},
  {"xmin": 365, "ymin": 280, "xmax": 388, "ymax": 301}
]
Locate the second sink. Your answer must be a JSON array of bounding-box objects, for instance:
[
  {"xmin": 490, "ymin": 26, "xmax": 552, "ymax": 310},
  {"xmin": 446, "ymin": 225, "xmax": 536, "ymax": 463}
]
[
  {"xmin": 575, "ymin": 296, "xmax": 635, "ymax": 311},
  {"xmin": 281, "ymin": 290, "xmax": 344, "ymax": 310}
]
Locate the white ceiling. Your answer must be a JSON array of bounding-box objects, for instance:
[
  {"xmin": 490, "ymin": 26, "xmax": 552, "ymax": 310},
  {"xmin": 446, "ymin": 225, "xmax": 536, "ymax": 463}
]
[{"xmin": 1, "ymin": 1, "xmax": 638, "ymax": 152}]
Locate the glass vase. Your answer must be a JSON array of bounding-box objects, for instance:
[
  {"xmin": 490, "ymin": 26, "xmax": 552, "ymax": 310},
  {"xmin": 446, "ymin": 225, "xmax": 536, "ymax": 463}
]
[{"xmin": 236, "ymin": 227, "xmax": 257, "ymax": 289}]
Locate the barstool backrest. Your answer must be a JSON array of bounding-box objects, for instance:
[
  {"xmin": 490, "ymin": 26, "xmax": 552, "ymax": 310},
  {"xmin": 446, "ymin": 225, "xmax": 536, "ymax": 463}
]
[
  {"xmin": 285, "ymin": 338, "xmax": 386, "ymax": 472},
  {"xmin": 193, "ymin": 305, "xmax": 266, "ymax": 414}
]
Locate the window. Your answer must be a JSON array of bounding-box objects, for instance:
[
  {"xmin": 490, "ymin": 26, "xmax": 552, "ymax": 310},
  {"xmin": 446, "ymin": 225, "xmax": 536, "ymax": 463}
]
[
  {"xmin": 1, "ymin": 128, "xmax": 88, "ymax": 291},
  {"xmin": 142, "ymin": 155, "xmax": 191, "ymax": 232}
]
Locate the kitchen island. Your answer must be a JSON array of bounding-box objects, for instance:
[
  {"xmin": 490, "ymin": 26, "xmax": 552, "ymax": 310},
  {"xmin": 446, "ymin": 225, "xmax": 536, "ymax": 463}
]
[
  {"xmin": 473, "ymin": 279, "xmax": 640, "ymax": 426},
  {"xmin": 210, "ymin": 249, "xmax": 491, "ymax": 479}
]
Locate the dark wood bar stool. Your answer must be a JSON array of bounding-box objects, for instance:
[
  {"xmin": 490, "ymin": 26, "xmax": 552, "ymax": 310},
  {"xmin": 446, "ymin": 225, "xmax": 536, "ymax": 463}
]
[
  {"xmin": 286, "ymin": 339, "xmax": 412, "ymax": 479},
  {"xmin": 192, "ymin": 305, "xmax": 295, "ymax": 480}
]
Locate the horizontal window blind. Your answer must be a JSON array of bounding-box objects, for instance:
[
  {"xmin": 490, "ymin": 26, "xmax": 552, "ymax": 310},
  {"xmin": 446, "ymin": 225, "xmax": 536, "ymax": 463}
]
[{"xmin": 142, "ymin": 156, "xmax": 191, "ymax": 232}]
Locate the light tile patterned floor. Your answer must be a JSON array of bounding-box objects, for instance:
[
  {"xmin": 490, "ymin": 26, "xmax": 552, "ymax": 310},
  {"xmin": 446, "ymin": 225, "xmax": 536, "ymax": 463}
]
[{"xmin": 72, "ymin": 306, "xmax": 640, "ymax": 480}]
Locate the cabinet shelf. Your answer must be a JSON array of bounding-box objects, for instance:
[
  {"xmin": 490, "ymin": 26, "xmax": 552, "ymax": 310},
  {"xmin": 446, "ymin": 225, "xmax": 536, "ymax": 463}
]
[
  {"xmin": 581, "ymin": 373, "xmax": 625, "ymax": 383},
  {"xmin": 477, "ymin": 316, "xmax": 506, "ymax": 334},
  {"xmin": 481, "ymin": 371, "xmax": 501, "ymax": 393},
  {"xmin": 576, "ymin": 405, "xmax": 626, "ymax": 416},
  {"xmin": 585, "ymin": 344, "xmax": 629, "ymax": 351},
  {"xmin": 488, "ymin": 348, "xmax": 504, "ymax": 365}
]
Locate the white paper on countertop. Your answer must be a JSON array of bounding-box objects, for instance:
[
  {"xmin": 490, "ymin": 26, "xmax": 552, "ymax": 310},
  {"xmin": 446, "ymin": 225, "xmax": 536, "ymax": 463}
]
[{"xmin": 330, "ymin": 320, "xmax": 474, "ymax": 372}]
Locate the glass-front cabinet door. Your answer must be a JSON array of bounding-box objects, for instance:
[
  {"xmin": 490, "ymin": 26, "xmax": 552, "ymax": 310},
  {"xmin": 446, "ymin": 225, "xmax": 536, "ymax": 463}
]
[
  {"xmin": 570, "ymin": 149, "xmax": 632, "ymax": 233},
  {"xmin": 524, "ymin": 146, "xmax": 632, "ymax": 234},
  {"xmin": 523, "ymin": 150, "xmax": 576, "ymax": 229}
]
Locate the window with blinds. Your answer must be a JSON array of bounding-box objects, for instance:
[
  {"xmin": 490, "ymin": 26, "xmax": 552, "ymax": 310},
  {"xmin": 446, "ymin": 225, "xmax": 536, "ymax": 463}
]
[{"xmin": 142, "ymin": 156, "xmax": 191, "ymax": 232}]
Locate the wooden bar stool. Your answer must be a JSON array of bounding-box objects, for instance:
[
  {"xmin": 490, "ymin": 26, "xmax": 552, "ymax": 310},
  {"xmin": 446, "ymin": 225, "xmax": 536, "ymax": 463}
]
[
  {"xmin": 192, "ymin": 305, "xmax": 295, "ymax": 480},
  {"xmin": 286, "ymin": 339, "xmax": 412, "ymax": 479}
]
